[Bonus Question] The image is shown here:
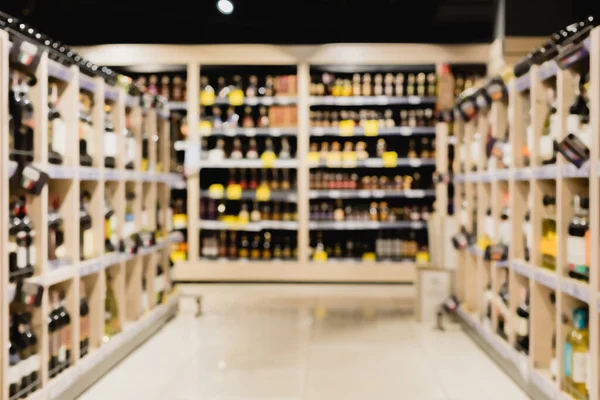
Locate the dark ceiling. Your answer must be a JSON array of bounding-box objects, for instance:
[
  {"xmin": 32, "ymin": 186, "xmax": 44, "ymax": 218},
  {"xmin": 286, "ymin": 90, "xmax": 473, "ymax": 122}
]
[{"xmin": 1, "ymin": 0, "xmax": 597, "ymax": 46}]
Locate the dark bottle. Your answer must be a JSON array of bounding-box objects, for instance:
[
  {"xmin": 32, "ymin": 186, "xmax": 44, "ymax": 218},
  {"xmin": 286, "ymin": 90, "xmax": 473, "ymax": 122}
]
[
  {"xmin": 80, "ymin": 281, "xmax": 90, "ymax": 358},
  {"xmin": 262, "ymin": 232, "xmax": 272, "ymax": 260},
  {"xmin": 80, "ymin": 191, "xmax": 94, "ymax": 261},
  {"xmin": 515, "ymin": 288, "xmax": 530, "ymax": 354},
  {"xmin": 239, "ymin": 235, "xmax": 250, "ymax": 259},
  {"xmin": 9, "ymin": 74, "xmax": 35, "ymax": 162},
  {"xmin": 13, "ymin": 313, "xmax": 31, "ymax": 394},
  {"xmin": 250, "ymin": 234, "xmax": 261, "ymax": 260},
  {"xmin": 78, "ymin": 93, "xmax": 94, "ymax": 166},
  {"xmin": 567, "ymin": 195, "xmax": 590, "ymax": 281},
  {"xmin": 156, "ymin": 264, "xmax": 165, "ymax": 305},
  {"xmin": 10, "ymin": 197, "xmax": 35, "ymax": 280},
  {"xmin": 228, "ymin": 232, "xmax": 237, "ymax": 259},
  {"xmin": 124, "ymin": 115, "xmax": 136, "ymax": 170},
  {"xmin": 218, "ymin": 231, "xmax": 227, "ymax": 258},
  {"xmin": 8, "ymin": 336, "xmax": 20, "ymax": 398},
  {"xmin": 48, "ymin": 195, "xmax": 65, "ymax": 262},
  {"xmin": 497, "ymin": 277, "xmax": 509, "ymax": 341},
  {"xmin": 58, "ymin": 291, "xmax": 71, "ymax": 371},
  {"xmin": 104, "ymin": 103, "xmax": 117, "ymax": 168},
  {"xmin": 283, "ymin": 236, "xmax": 292, "ymax": 259},
  {"xmin": 48, "ymin": 82, "xmax": 65, "ymax": 164},
  {"xmin": 48, "ymin": 291, "xmax": 62, "ymax": 377},
  {"xmin": 105, "ymin": 196, "xmax": 117, "ymax": 253}
]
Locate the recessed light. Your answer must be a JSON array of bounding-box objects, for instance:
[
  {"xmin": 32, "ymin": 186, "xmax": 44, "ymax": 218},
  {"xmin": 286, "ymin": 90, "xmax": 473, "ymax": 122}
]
[{"xmin": 217, "ymin": 0, "xmax": 234, "ymax": 15}]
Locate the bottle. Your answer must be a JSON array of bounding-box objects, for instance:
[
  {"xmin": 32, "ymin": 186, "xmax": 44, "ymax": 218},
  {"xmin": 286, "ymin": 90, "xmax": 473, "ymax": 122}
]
[
  {"xmin": 550, "ymin": 292, "xmax": 558, "ymax": 380},
  {"xmin": 80, "ymin": 281, "xmax": 90, "ymax": 358},
  {"xmin": 48, "ymin": 291, "xmax": 61, "ymax": 376},
  {"xmin": 228, "ymin": 231, "xmax": 237, "ymax": 259},
  {"xmin": 239, "ymin": 235, "xmax": 249, "ymax": 259},
  {"xmin": 247, "ymin": 138, "xmax": 259, "ymax": 159},
  {"xmin": 567, "ymin": 195, "xmax": 590, "ymax": 281},
  {"xmin": 141, "ymin": 278, "xmax": 149, "ymax": 316},
  {"xmin": 264, "ymin": 75, "xmax": 276, "ymax": 96},
  {"xmin": 250, "ymin": 234, "xmax": 261, "ymax": 260},
  {"xmin": 262, "ymin": 232, "xmax": 272, "ymax": 260},
  {"xmin": 540, "ymin": 88, "xmax": 558, "ymax": 165},
  {"xmin": 250, "ymin": 201, "xmax": 261, "ymax": 222},
  {"xmin": 515, "ymin": 288, "xmax": 529, "ymax": 355},
  {"xmin": 156, "ymin": 264, "xmax": 165, "ymax": 304},
  {"xmin": 231, "ymin": 139, "xmax": 243, "ymax": 159},
  {"xmin": 246, "ymin": 75, "xmax": 258, "ymax": 97},
  {"xmin": 8, "ymin": 337, "xmax": 20, "ymax": 398},
  {"xmin": 564, "ymin": 307, "xmax": 589, "ymax": 397},
  {"xmin": 48, "ymin": 83, "xmax": 65, "ymax": 164},
  {"xmin": 80, "ymin": 191, "xmax": 94, "ymax": 260},
  {"xmin": 334, "ymin": 199, "xmax": 345, "ymax": 221},
  {"xmin": 104, "ymin": 103, "xmax": 118, "ymax": 168},
  {"xmin": 78, "ymin": 93, "xmax": 93, "ymax": 166},
  {"xmin": 48, "ymin": 195, "xmax": 65, "ymax": 262},
  {"xmin": 258, "ymin": 106, "xmax": 270, "ymax": 127},
  {"xmin": 58, "ymin": 291, "xmax": 71, "ymax": 371},
  {"xmin": 541, "ymin": 195, "xmax": 557, "ymax": 270},
  {"xmin": 242, "ymin": 106, "xmax": 254, "ymax": 128},
  {"xmin": 523, "ymin": 210, "xmax": 532, "ymax": 262},
  {"xmin": 496, "ymin": 277, "xmax": 509, "ymax": 340},
  {"xmin": 124, "ymin": 114, "xmax": 136, "ymax": 169},
  {"xmin": 104, "ymin": 271, "xmax": 120, "ymax": 341}
]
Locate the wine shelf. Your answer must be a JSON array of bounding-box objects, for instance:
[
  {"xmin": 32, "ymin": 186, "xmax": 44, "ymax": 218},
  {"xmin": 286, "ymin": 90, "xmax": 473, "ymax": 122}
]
[
  {"xmin": 448, "ymin": 23, "xmax": 600, "ymax": 400},
  {"xmin": 308, "ymin": 220, "xmax": 426, "ymax": 230},
  {"xmin": 308, "ymin": 96, "xmax": 436, "ymax": 106},
  {"xmin": 309, "ymin": 157, "xmax": 435, "ymax": 169},
  {"xmin": 308, "ymin": 189, "xmax": 435, "ymax": 199},
  {"xmin": 310, "ymin": 126, "xmax": 435, "ymax": 137},
  {"xmin": 198, "ymin": 159, "xmax": 298, "ymax": 169},
  {"xmin": 199, "ymin": 189, "xmax": 297, "ymax": 202},
  {"xmin": 198, "ymin": 220, "xmax": 299, "ymax": 232},
  {"xmin": 207, "ymin": 127, "xmax": 297, "ymax": 137}
]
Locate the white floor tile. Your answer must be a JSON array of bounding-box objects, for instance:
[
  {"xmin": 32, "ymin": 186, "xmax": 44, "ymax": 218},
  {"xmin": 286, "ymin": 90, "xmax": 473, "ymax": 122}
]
[{"xmin": 79, "ymin": 284, "xmax": 530, "ymax": 400}]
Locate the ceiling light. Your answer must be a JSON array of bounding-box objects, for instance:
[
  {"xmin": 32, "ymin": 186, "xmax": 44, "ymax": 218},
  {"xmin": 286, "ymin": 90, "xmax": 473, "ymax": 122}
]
[{"xmin": 217, "ymin": 0, "xmax": 234, "ymax": 15}]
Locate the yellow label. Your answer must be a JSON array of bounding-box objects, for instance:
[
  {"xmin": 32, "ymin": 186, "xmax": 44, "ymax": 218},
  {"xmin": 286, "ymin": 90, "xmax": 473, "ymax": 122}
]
[
  {"xmin": 170, "ymin": 250, "xmax": 187, "ymax": 263},
  {"xmin": 362, "ymin": 252, "xmax": 376, "ymax": 261},
  {"xmin": 540, "ymin": 233, "xmax": 557, "ymax": 258},
  {"xmin": 308, "ymin": 152, "xmax": 320, "ymax": 164},
  {"xmin": 382, "ymin": 151, "xmax": 398, "ymax": 168},
  {"xmin": 226, "ymin": 184, "xmax": 242, "ymax": 200},
  {"xmin": 477, "ymin": 236, "xmax": 492, "ymax": 251},
  {"xmin": 200, "ymin": 91, "xmax": 215, "ymax": 106},
  {"xmin": 173, "ymin": 214, "xmax": 187, "ymax": 229},
  {"xmin": 228, "ymin": 89, "xmax": 244, "ymax": 106},
  {"xmin": 364, "ymin": 120, "xmax": 379, "ymax": 136},
  {"xmin": 326, "ymin": 152, "xmax": 342, "ymax": 167},
  {"xmin": 256, "ymin": 185, "xmax": 271, "ymax": 202},
  {"xmin": 313, "ymin": 250, "xmax": 328, "ymax": 262},
  {"xmin": 342, "ymin": 152, "xmax": 357, "ymax": 168},
  {"xmin": 339, "ymin": 120, "xmax": 355, "ymax": 136},
  {"xmin": 141, "ymin": 159, "xmax": 148, "ymax": 172},
  {"xmin": 416, "ymin": 251, "xmax": 430, "ymax": 263},
  {"xmin": 261, "ymin": 151, "xmax": 277, "ymax": 168},
  {"xmin": 199, "ymin": 120, "xmax": 212, "ymax": 136},
  {"xmin": 208, "ymin": 183, "xmax": 225, "ymax": 199}
]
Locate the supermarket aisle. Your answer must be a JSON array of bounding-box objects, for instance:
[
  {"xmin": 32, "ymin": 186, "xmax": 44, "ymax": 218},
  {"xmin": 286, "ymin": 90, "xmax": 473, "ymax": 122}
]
[{"xmin": 78, "ymin": 285, "xmax": 530, "ymax": 400}]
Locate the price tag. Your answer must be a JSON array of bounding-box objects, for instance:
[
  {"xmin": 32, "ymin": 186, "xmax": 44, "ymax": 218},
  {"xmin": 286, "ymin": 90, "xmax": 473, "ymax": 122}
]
[
  {"xmin": 200, "ymin": 91, "xmax": 215, "ymax": 106},
  {"xmin": 382, "ymin": 151, "xmax": 398, "ymax": 168},
  {"xmin": 261, "ymin": 151, "xmax": 277, "ymax": 168},
  {"xmin": 256, "ymin": 185, "xmax": 271, "ymax": 201},
  {"xmin": 226, "ymin": 184, "xmax": 242, "ymax": 200},
  {"xmin": 313, "ymin": 250, "xmax": 328, "ymax": 262},
  {"xmin": 416, "ymin": 251, "xmax": 430, "ymax": 263},
  {"xmin": 326, "ymin": 153, "xmax": 342, "ymax": 167},
  {"xmin": 338, "ymin": 120, "xmax": 355, "ymax": 136},
  {"xmin": 364, "ymin": 120, "xmax": 379, "ymax": 136},
  {"xmin": 362, "ymin": 252, "xmax": 376, "ymax": 261},
  {"xmin": 208, "ymin": 184, "xmax": 225, "ymax": 199},
  {"xmin": 228, "ymin": 89, "xmax": 244, "ymax": 106},
  {"xmin": 308, "ymin": 152, "xmax": 321, "ymax": 165},
  {"xmin": 199, "ymin": 120, "xmax": 212, "ymax": 136},
  {"xmin": 342, "ymin": 152, "xmax": 357, "ymax": 168}
]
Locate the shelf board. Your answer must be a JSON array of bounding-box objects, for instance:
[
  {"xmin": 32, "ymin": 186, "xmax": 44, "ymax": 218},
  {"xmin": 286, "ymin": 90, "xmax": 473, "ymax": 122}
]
[
  {"xmin": 200, "ymin": 189, "xmax": 297, "ymax": 202},
  {"xmin": 79, "ymin": 74, "xmax": 98, "ymax": 93},
  {"xmin": 198, "ymin": 159, "xmax": 298, "ymax": 169},
  {"xmin": 309, "ymin": 96, "xmax": 436, "ymax": 106},
  {"xmin": 310, "ymin": 126, "xmax": 435, "ymax": 137},
  {"xmin": 45, "ymin": 165, "xmax": 184, "ymax": 184},
  {"xmin": 126, "ymin": 95, "xmax": 139, "ymax": 108},
  {"xmin": 47, "ymin": 59, "xmax": 74, "ymax": 82},
  {"xmin": 208, "ymin": 127, "xmax": 296, "ymax": 137},
  {"xmin": 537, "ymin": 61, "xmax": 559, "ymax": 82},
  {"xmin": 514, "ymin": 74, "xmax": 531, "ymax": 93},
  {"xmin": 308, "ymin": 189, "xmax": 435, "ymax": 199},
  {"xmin": 559, "ymin": 277, "xmax": 590, "ymax": 303},
  {"xmin": 198, "ymin": 220, "xmax": 299, "ymax": 231},
  {"xmin": 308, "ymin": 220, "xmax": 426, "ymax": 230},
  {"xmin": 511, "ymin": 259, "xmax": 533, "ymax": 279},
  {"xmin": 168, "ymin": 101, "xmax": 186, "ymax": 111},
  {"xmin": 532, "ymin": 266, "xmax": 557, "ymax": 290},
  {"xmin": 310, "ymin": 157, "xmax": 435, "ymax": 169},
  {"xmin": 46, "ymin": 295, "xmax": 177, "ymax": 400},
  {"xmin": 104, "ymin": 87, "xmax": 119, "ymax": 102},
  {"xmin": 175, "ymin": 260, "xmax": 417, "ymax": 282}
]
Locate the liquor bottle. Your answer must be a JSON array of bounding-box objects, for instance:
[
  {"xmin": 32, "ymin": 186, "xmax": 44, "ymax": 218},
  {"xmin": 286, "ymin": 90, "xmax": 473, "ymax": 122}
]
[
  {"xmin": 334, "ymin": 199, "xmax": 345, "ymax": 221},
  {"xmin": 238, "ymin": 202, "xmax": 250, "ymax": 223},
  {"xmin": 78, "ymin": 93, "xmax": 93, "ymax": 166},
  {"xmin": 225, "ymin": 107, "xmax": 239, "ymax": 128},
  {"xmin": 258, "ymin": 106, "xmax": 269, "ymax": 127},
  {"xmin": 242, "ymin": 106, "xmax": 254, "ymax": 128},
  {"xmin": 523, "ymin": 210, "xmax": 532, "ymax": 262},
  {"xmin": 12, "ymin": 197, "xmax": 35, "ymax": 279},
  {"xmin": 105, "ymin": 196, "xmax": 118, "ymax": 252},
  {"xmin": 218, "ymin": 231, "xmax": 227, "ymax": 258},
  {"xmin": 416, "ymin": 73, "xmax": 426, "ymax": 96},
  {"xmin": 515, "ymin": 288, "xmax": 530, "ymax": 355},
  {"xmin": 141, "ymin": 278, "xmax": 149, "ymax": 316},
  {"xmin": 406, "ymin": 74, "xmax": 416, "ymax": 96},
  {"xmin": 80, "ymin": 191, "xmax": 94, "ymax": 260},
  {"xmin": 9, "ymin": 75, "xmax": 34, "ymax": 162},
  {"xmin": 104, "ymin": 271, "xmax": 120, "ymax": 341},
  {"xmin": 239, "ymin": 234, "xmax": 249, "ymax": 259},
  {"xmin": 160, "ymin": 75, "xmax": 170, "ymax": 98},
  {"xmin": 155, "ymin": 264, "xmax": 165, "ymax": 304},
  {"xmin": 541, "ymin": 195, "xmax": 557, "ymax": 270},
  {"xmin": 48, "ymin": 291, "xmax": 61, "ymax": 377},
  {"xmin": 8, "ymin": 337, "xmax": 20, "ymax": 398},
  {"xmin": 550, "ymin": 292, "xmax": 558, "ymax": 380},
  {"xmin": 250, "ymin": 201, "xmax": 261, "ymax": 222},
  {"xmin": 407, "ymin": 140, "xmax": 417, "ymax": 158},
  {"xmin": 80, "ymin": 281, "xmax": 89, "ymax": 358},
  {"xmin": 496, "ymin": 278, "xmax": 509, "ymax": 340},
  {"xmin": 231, "ymin": 138, "xmax": 243, "ymax": 159},
  {"xmin": 352, "ymin": 73, "xmax": 361, "ymax": 96},
  {"xmin": 58, "ymin": 291, "xmax": 71, "ymax": 371},
  {"xmin": 540, "ymin": 88, "xmax": 558, "ymax": 165},
  {"xmin": 280, "ymin": 138, "xmax": 291, "ymax": 159},
  {"xmin": 250, "ymin": 234, "xmax": 261, "ymax": 260},
  {"xmin": 262, "ymin": 232, "xmax": 272, "ymax": 260},
  {"xmin": 48, "ymin": 83, "xmax": 65, "ymax": 164},
  {"xmin": 246, "ymin": 75, "xmax": 258, "ymax": 97},
  {"xmin": 247, "ymin": 138, "xmax": 259, "ymax": 159},
  {"xmin": 564, "ymin": 306, "xmax": 589, "ymax": 397},
  {"xmin": 228, "ymin": 231, "xmax": 237, "ymax": 258},
  {"xmin": 264, "ymin": 75, "xmax": 276, "ymax": 97},
  {"xmin": 104, "ymin": 104, "xmax": 117, "ymax": 168},
  {"xmin": 362, "ymin": 74, "xmax": 372, "ymax": 96},
  {"xmin": 124, "ymin": 114, "xmax": 136, "ymax": 170},
  {"xmin": 48, "ymin": 195, "xmax": 65, "ymax": 262},
  {"xmin": 567, "ymin": 195, "xmax": 590, "ymax": 281},
  {"xmin": 373, "ymin": 74, "xmax": 383, "ymax": 96},
  {"xmin": 482, "ymin": 283, "xmax": 493, "ymax": 328},
  {"xmin": 11, "ymin": 314, "xmax": 28, "ymax": 394},
  {"xmin": 427, "ymin": 73, "xmax": 437, "ymax": 96}
]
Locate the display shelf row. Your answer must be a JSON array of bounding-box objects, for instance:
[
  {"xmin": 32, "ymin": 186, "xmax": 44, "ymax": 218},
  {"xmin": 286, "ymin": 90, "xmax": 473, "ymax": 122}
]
[
  {"xmin": 453, "ymin": 164, "xmax": 590, "ymax": 183},
  {"xmin": 308, "ymin": 189, "xmax": 434, "ymax": 199},
  {"xmin": 310, "ymin": 126, "xmax": 435, "ymax": 137},
  {"xmin": 307, "ymin": 220, "xmax": 426, "ymax": 230},
  {"xmin": 308, "ymin": 157, "xmax": 435, "ymax": 169},
  {"xmin": 198, "ymin": 220, "xmax": 298, "ymax": 232}
]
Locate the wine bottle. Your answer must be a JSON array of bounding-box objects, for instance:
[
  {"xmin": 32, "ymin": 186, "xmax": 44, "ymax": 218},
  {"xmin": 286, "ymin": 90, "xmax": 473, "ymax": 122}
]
[
  {"xmin": 58, "ymin": 291, "xmax": 71, "ymax": 371},
  {"xmin": 104, "ymin": 103, "xmax": 117, "ymax": 168},
  {"xmin": 104, "ymin": 271, "xmax": 120, "ymax": 341},
  {"xmin": 80, "ymin": 191, "xmax": 94, "ymax": 260},
  {"xmin": 155, "ymin": 264, "xmax": 165, "ymax": 304},
  {"xmin": 78, "ymin": 93, "xmax": 93, "ymax": 166},
  {"xmin": 48, "ymin": 83, "xmax": 65, "ymax": 164},
  {"xmin": 80, "ymin": 281, "xmax": 89, "ymax": 358}
]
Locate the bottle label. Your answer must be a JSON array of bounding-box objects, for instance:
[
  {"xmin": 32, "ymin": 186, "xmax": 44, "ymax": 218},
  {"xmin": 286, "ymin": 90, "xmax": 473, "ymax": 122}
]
[
  {"xmin": 539, "ymin": 136, "xmax": 554, "ymax": 160},
  {"xmin": 540, "ymin": 233, "xmax": 557, "ymax": 259},
  {"xmin": 19, "ymin": 357, "xmax": 30, "ymax": 380},
  {"xmin": 104, "ymin": 131, "xmax": 118, "ymax": 157},
  {"xmin": 549, "ymin": 114, "xmax": 560, "ymax": 139},
  {"xmin": 567, "ymin": 234, "xmax": 589, "ymax": 274},
  {"xmin": 154, "ymin": 275, "xmax": 165, "ymax": 293},
  {"xmin": 484, "ymin": 216, "xmax": 495, "ymax": 240},
  {"xmin": 85, "ymin": 125, "xmax": 95, "ymax": 157},
  {"xmin": 524, "ymin": 222, "xmax": 533, "ymax": 255},
  {"xmin": 17, "ymin": 246, "xmax": 27, "ymax": 268},
  {"xmin": 572, "ymin": 351, "xmax": 588, "ymax": 383},
  {"xmin": 83, "ymin": 229, "xmax": 95, "ymax": 259},
  {"xmin": 498, "ymin": 221, "xmax": 510, "ymax": 245},
  {"xmin": 567, "ymin": 114, "xmax": 580, "ymax": 136},
  {"xmin": 515, "ymin": 316, "xmax": 528, "ymax": 336},
  {"xmin": 550, "ymin": 358, "xmax": 558, "ymax": 380},
  {"xmin": 29, "ymin": 245, "xmax": 36, "ymax": 267},
  {"xmin": 52, "ymin": 118, "xmax": 67, "ymax": 156},
  {"xmin": 564, "ymin": 342, "xmax": 573, "ymax": 377},
  {"xmin": 29, "ymin": 353, "xmax": 40, "ymax": 374},
  {"xmin": 127, "ymin": 137, "xmax": 136, "ymax": 162},
  {"xmin": 58, "ymin": 345, "xmax": 66, "ymax": 363},
  {"xmin": 7, "ymin": 364, "xmax": 20, "ymax": 384}
]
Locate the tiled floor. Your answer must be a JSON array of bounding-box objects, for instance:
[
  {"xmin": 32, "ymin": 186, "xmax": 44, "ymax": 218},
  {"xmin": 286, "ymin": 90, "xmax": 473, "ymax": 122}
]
[{"xmin": 79, "ymin": 285, "xmax": 531, "ymax": 400}]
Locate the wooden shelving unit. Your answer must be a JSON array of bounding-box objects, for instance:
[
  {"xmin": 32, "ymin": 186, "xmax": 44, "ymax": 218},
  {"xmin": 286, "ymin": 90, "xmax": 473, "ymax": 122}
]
[
  {"xmin": 76, "ymin": 43, "xmax": 491, "ymax": 284},
  {"xmin": 0, "ymin": 27, "xmax": 184, "ymax": 400},
  {"xmin": 448, "ymin": 26, "xmax": 600, "ymax": 400}
]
